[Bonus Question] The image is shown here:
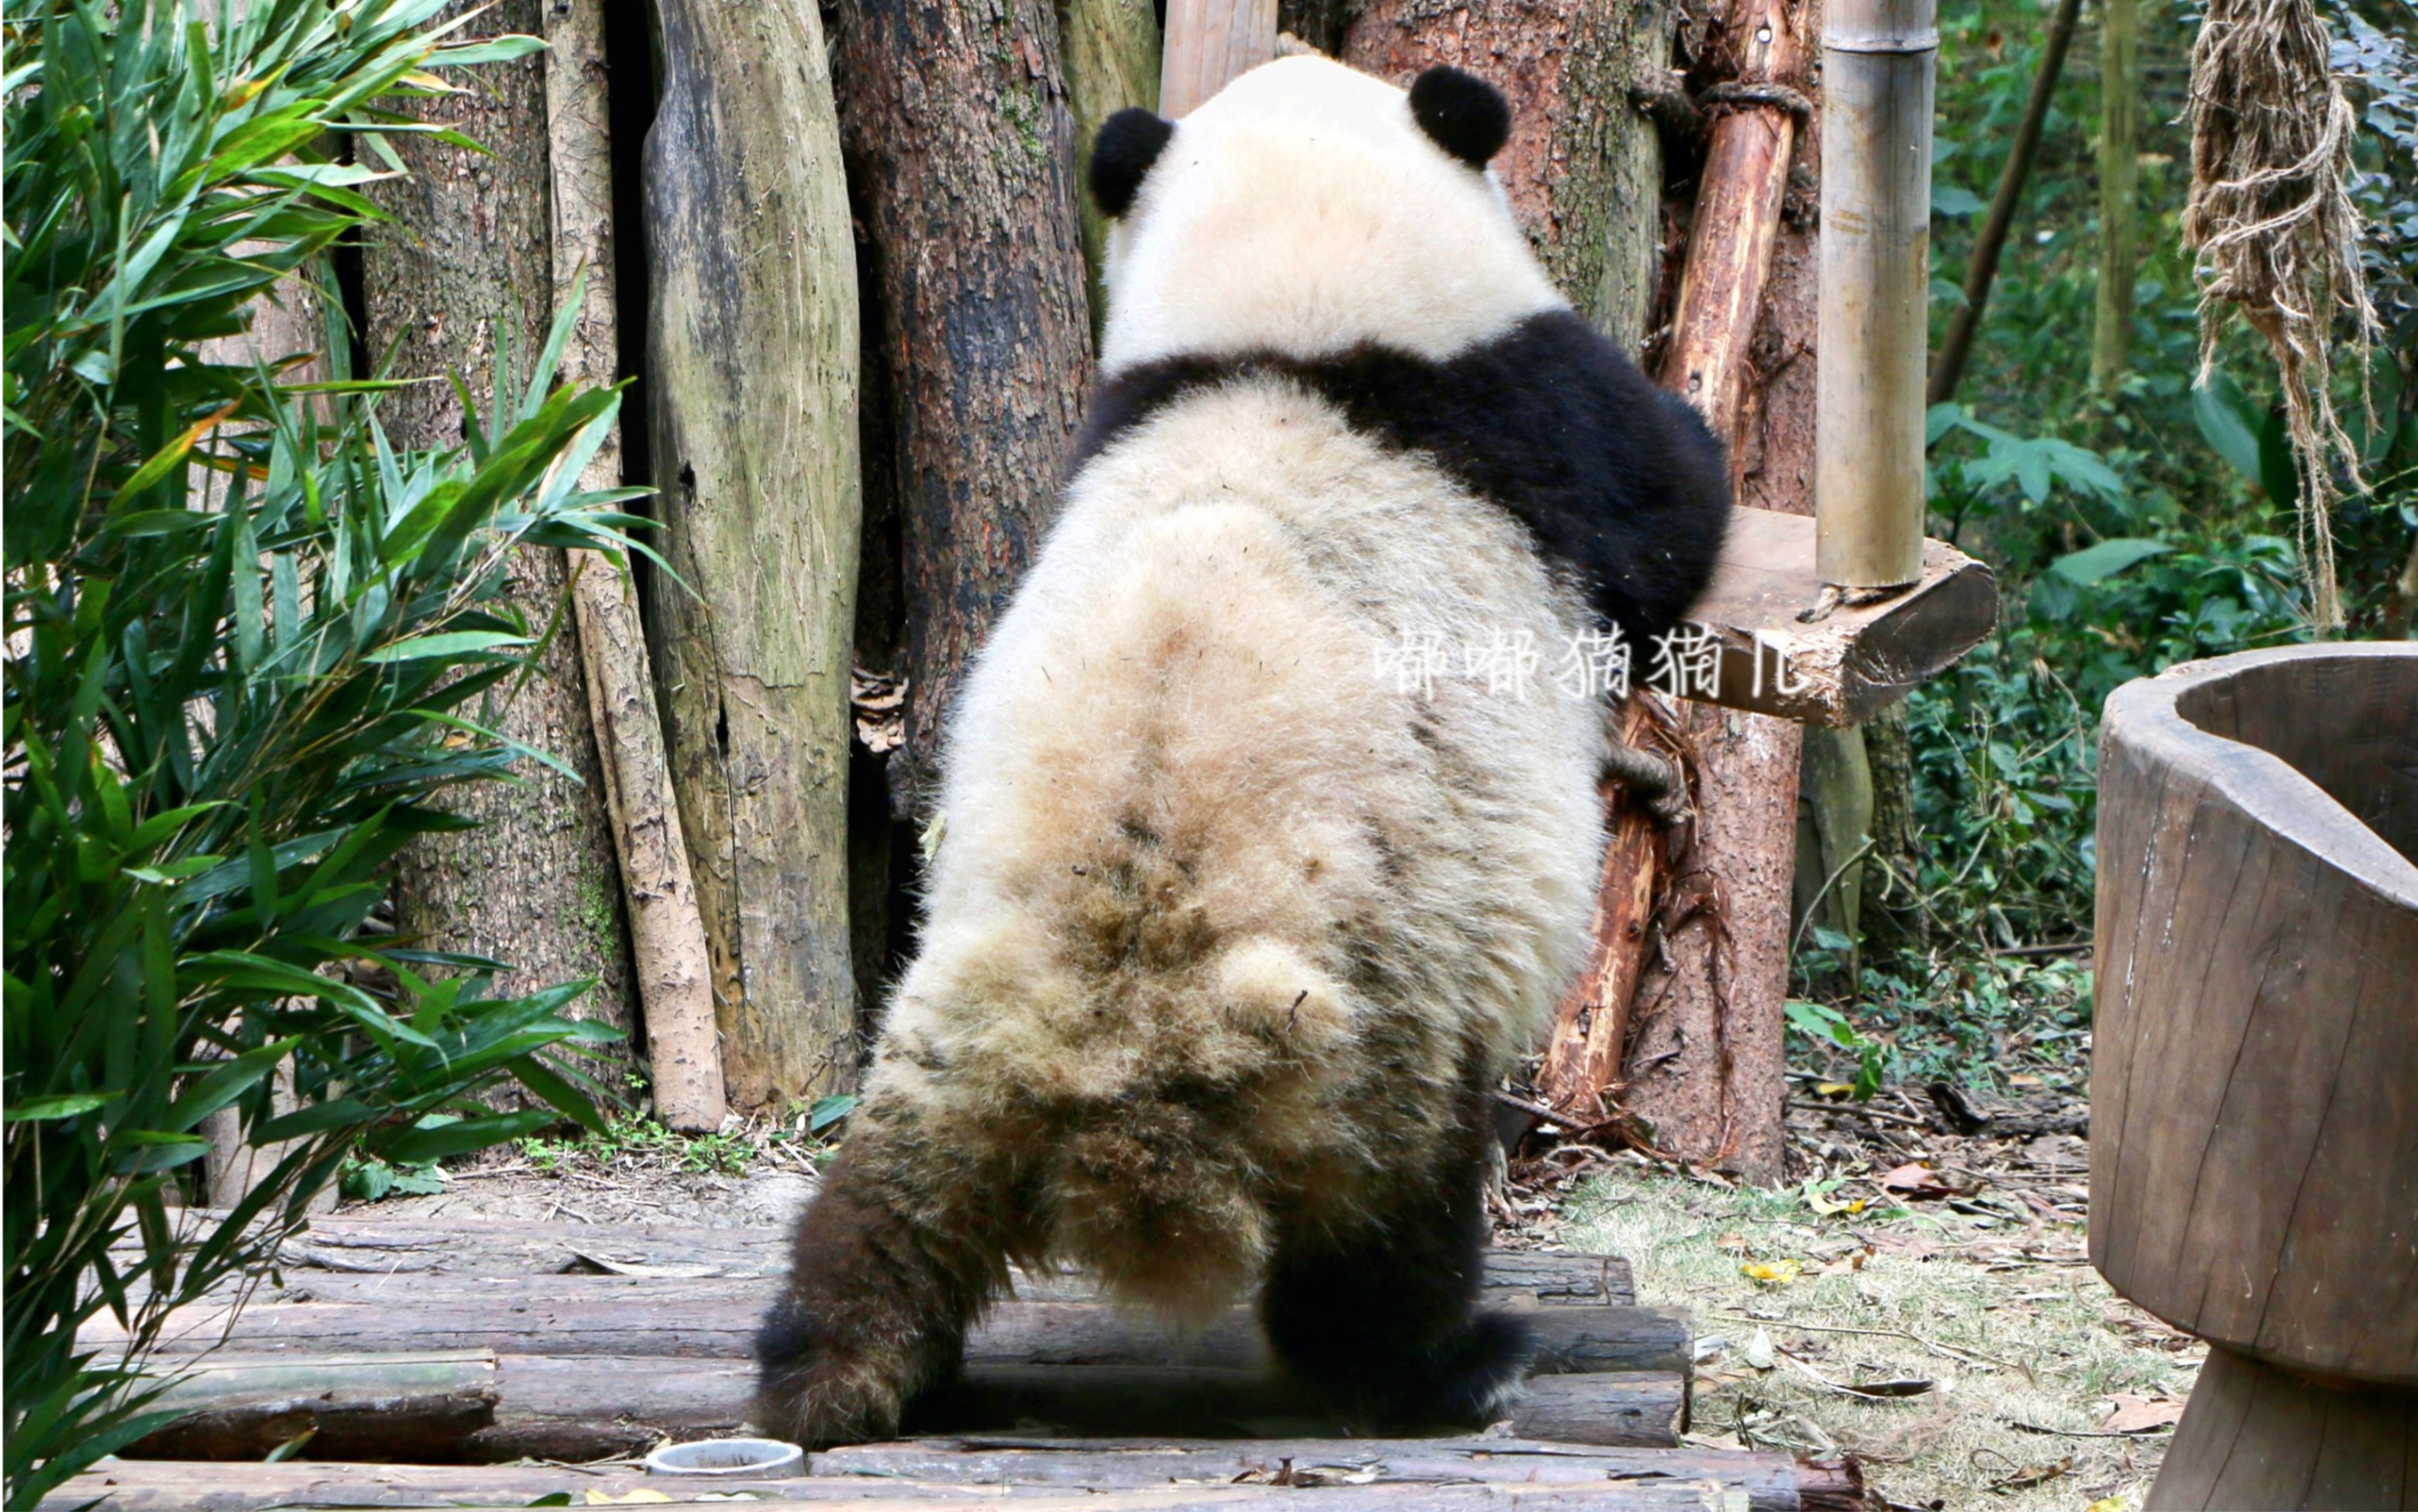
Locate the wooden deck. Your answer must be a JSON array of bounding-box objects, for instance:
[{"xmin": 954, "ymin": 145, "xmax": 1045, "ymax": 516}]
[{"xmin": 64, "ymin": 1212, "xmax": 1867, "ymax": 1511}]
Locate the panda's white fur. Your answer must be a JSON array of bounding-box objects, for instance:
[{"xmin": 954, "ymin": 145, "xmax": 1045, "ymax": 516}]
[
  {"xmin": 758, "ymin": 54, "xmax": 1725, "ymax": 1448},
  {"xmin": 1099, "ymin": 57, "xmax": 1560, "ymax": 368}
]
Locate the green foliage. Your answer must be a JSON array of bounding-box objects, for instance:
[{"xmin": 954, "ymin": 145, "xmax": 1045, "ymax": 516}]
[
  {"xmin": 1, "ymin": 1, "xmax": 655, "ymax": 1503},
  {"xmin": 1783, "ymin": 997, "xmax": 1887, "ymax": 1100},
  {"xmin": 1793, "ymin": 0, "xmax": 2414, "ymax": 1088}
]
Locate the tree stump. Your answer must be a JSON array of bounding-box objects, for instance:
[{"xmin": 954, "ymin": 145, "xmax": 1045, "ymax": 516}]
[{"xmin": 2090, "ymin": 643, "xmax": 2418, "ymax": 1512}]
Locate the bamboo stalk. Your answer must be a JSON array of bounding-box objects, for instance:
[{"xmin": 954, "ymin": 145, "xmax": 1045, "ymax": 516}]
[
  {"xmin": 1159, "ymin": 0, "xmax": 1278, "ymax": 116},
  {"xmin": 1814, "ymin": 0, "xmax": 1935, "ymax": 589},
  {"xmin": 544, "ymin": 0, "xmax": 728, "ymax": 1134}
]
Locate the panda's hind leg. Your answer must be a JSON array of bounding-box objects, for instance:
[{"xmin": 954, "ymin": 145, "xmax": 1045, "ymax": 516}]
[
  {"xmin": 1259, "ymin": 1098, "xmax": 1532, "ymax": 1428},
  {"xmin": 754, "ymin": 1102, "xmax": 1020, "ymax": 1447}
]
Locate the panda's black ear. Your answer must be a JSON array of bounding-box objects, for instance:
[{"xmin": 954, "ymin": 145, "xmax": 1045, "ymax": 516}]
[
  {"xmin": 1090, "ymin": 108, "xmax": 1175, "ymax": 218},
  {"xmin": 1408, "ymin": 66, "xmax": 1509, "ymax": 169}
]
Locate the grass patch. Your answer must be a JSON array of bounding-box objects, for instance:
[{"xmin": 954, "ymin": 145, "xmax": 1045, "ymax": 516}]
[{"xmin": 1560, "ymin": 1160, "xmax": 2198, "ymax": 1511}]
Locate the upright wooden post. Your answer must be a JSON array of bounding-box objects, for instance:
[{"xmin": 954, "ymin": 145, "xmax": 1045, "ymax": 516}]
[
  {"xmin": 646, "ymin": 0, "xmax": 864, "ymax": 1112},
  {"xmin": 1159, "ymin": 0, "xmax": 1276, "ymax": 116},
  {"xmin": 1815, "ymin": 0, "xmax": 1934, "ymax": 590}
]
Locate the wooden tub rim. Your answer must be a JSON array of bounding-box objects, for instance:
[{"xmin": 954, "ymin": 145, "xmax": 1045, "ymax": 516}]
[{"xmin": 2103, "ymin": 642, "xmax": 2418, "ymax": 912}]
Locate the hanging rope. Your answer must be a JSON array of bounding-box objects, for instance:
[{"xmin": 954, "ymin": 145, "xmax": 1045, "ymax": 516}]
[{"xmin": 2183, "ymin": 0, "xmax": 2376, "ymax": 630}]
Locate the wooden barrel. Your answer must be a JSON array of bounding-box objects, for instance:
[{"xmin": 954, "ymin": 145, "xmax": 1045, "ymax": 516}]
[{"xmin": 2090, "ymin": 644, "xmax": 2418, "ymax": 1510}]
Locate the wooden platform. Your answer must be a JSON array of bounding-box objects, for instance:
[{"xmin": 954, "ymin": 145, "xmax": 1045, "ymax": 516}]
[
  {"xmin": 67, "ymin": 1212, "xmax": 1867, "ymax": 1510},
  {"xmin": 1678, "ymin": 507, "xmax": 1995, "ymax": 726}
]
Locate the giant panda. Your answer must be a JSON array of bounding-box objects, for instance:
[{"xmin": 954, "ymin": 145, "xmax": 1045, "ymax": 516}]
[{"xmin": 757, "ymin": 53, "xmax": 1731, "ymax": 1446}]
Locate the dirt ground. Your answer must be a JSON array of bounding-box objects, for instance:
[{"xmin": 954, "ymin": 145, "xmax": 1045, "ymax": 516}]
[
  {"xmin": 358, "ymin": 1084, "xmax": 2192, "ymax": 1512},
  {"xmin": 1498, "ymin": 1085, "xmax": 2198, "ymax": 1512}
]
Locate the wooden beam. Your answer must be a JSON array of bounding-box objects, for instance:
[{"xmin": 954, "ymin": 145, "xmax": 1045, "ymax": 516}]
[
  {"xmin": 124, "ymin": 1212, "xmax": 1632, "ymax": 1305},
  {"xmin": 114, "ymin": 1350, "xmax": 1690, "ymax": 1460},
  {"xmin": 46, "ymin": 1451, "xmax": 1837, "ymax": 1509},
  {"xmin": 1676, "ymin": 507, "xmax": 1996, "ymax": 727},
  {"xmin": 95, "ymin": 1278, "xmax": 1689, "ymax": 1376},
  {"xmin": 1159, "ymin": 0, "xmax": 1277, "ymax": 115}
]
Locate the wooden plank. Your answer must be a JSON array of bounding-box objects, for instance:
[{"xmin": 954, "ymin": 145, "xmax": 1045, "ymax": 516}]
[
  {"xmin": 119, "ymin": 1352, "xmax": 1691, "ymax": 1462},
  {"xmin": 50, "ymin": 1459, "xmax": 1745, "ymax": 1511},
  {"xmin": 2090, "ymin": 644, "xmax": 2418, "ymax": 1389},
  {"xmin": 1677, "ymin": 507, "xmax": 1997, "ymax": 727},
  {"xmin": 903, "ymin": 1366, "xmax": 1688, "ymax": 1448},
  {"xmin": 99, "ymin": 1278, "xmax": 1688, "ymax": 1376},
  {"xmin": 817, "ymin": 1437, "xmax": 1805, "ymax": 1512},
  {"xmin": 146, "ymin": 1214, "xmax": 1632, "ymax": 1305}
]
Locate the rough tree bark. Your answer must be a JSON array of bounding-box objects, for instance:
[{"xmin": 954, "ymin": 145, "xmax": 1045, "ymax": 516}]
[
  {"xmin": 645, "ymin": 0, "xmax": 864, "ymax": 1111},
  {"xmin": 1616, "ymin": 0, "xmax": 1819, "ymax": 1182},
  {"xmin": 366, "ymin": 0, "xmax": 638, "ymax": 1080},
  {"xmin": 545, "ymin": 0, "xmax": 727, "ymax": 1132},
  {"xmin": 2091, "ymin": 0, "xmax": 2139, "ymax": 396},
  {"xmin": 831, "ymin": 0, "xmax": 1096, "ymax": 816},
  {"xmin": 1343, "ymin": 0, "xmax": 1672, "ymax": 353}
]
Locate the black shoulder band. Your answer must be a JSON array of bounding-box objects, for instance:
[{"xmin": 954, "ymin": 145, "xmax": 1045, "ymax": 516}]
[{"xmin": 1070, "ymin": 312, "xmax": 1732, "ymax": 650}]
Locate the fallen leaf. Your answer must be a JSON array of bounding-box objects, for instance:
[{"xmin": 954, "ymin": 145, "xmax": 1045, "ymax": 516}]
[
  {"xmin": 1741, "ymin": 1259, "xmax": 1803, "ymax": 1285},
  {"xmin": 1880, "ymin": 1162, "xmax": 1962, "ymax": 1200},
  {"xmin": 2086, "ymin": 1499, "xmax": 2127, "ymax": 1512},
  {"xmin": 2100, "ymin": 1393, "xmax": 2186, "ymax": 1433},
  {"xmin": 1988, "ymin": 1454, "xmax": 2071, "ymax": 1491}
]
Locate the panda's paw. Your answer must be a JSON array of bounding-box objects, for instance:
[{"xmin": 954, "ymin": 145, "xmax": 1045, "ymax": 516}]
[
  {"xmin": 753, "ymin": 1297, "xmax": 904, "ymax": 1447},
  {"xmin": 1418, "ymin": 1308, "xmax": 1536, "ymax": 1424}
]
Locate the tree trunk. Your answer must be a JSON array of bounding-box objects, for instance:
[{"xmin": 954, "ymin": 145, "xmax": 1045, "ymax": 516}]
[
  {"xmin": 366, "ymin": 0, "xmax": 638, "ymax": 1081},
  {"xmin": 1058, "ymin": 0, "xmax": 1163, "ymax": 335},
  {"xmin": 831, "ymin": 0, "xmax": 1096, "ymax": 816},
  {"xmin": 545, "ymin": 0, "xmax": 727, "ymax": 1133},
  {"xmin": 645, "ymin": 0, "xmax": 865, "ymax": 1111},
  {"xmin": 1618, "ymin": 0, "xmax": 1817, "ymax": 1183},
  {"xmin": 1343, "ymin": 0, "xmax": 1673, "ymax": 352},
  {"xmin": 2091, "ymin": 0, "xmax": 2139, "ymax": 396}
]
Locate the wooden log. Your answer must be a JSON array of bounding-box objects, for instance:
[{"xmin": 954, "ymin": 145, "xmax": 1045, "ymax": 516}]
[
  {"xmin": 545, "ymin": 0, "xmax": 727, "ymax": 1134},
  {"xmin": 1814, "ymin": 0, "xmax": 1933, "ymax": 589},
  {"xmin": 906, "ymin": 1366, "xmax": 1687, "ymax": 1448},
  {"xmin": 832, "ymin": 0, "xmax": 1096, "ymax": 813},
  {"xmin": 645, "ymin": 0, "xmax": 865, "ymax": 1108},
  {"xmin": 1160, "ymin": 0, "xmax": 1278, "ymax": 117},
  {"xmin": 1539, "ymin": 706, "xmax": 1670, "ymax": 1119},
  {"xmin": 54, "ymin": 1459, "xmax": 1758, "ymax": 1511},
  {"xmin": 166, "ymin": 1213, "xmax": 1629, "ymax": 1304},
  {"xmin": 1618, "ymin": 0, "xmax": 1818, "ymax": 1182},
  {"xmin": 118, "ymin": 1351, "xmax": 1690, "ymax": 1461},
  {"xmin": 103, "ymin": 1280, "xmax": 1688, "ymax": 1377},
  {"xmin": 128, "ymin": 1352, "xmax": 498, "ymax": 1462},
  {"xmin": 49, "ymin": 1448, "xmax": 1857, "ymax": 1511},
  {"xmin": 2146, "ymin": 1348, "xmax": 2416, "ymax": 1512},
  {"xmin": 2090, "ymin": 644, "xmax": 2418, "ymax": 1389},
  {"xmin": 817, "ymin": 1437, "xmax": 1808, "ymax": 1511},
  {"xmin": 1660, "ymin": 0, "xmax": 1806, "ymax": 455}
]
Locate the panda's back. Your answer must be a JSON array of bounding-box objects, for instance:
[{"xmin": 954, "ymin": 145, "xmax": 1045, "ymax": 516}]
[{"xmin": 893, "ymin": 376, "xmax": 1605, "ymax": 1121}]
